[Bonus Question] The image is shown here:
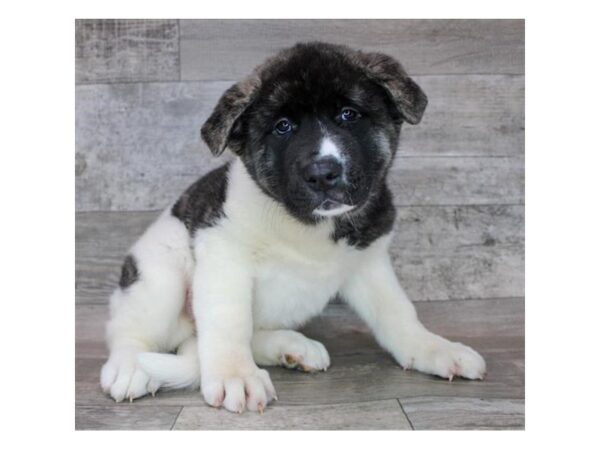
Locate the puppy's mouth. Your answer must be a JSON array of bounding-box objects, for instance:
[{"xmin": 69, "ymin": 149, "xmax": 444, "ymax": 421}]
[{"xmin": 313, "ymin": 199, "xmax": 355, "ymax": 217}]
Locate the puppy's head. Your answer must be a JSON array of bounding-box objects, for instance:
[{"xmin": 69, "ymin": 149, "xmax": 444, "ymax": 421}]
[{"xmin": 201, "ymin": 42, "xmax": 427, "ymax": 223}]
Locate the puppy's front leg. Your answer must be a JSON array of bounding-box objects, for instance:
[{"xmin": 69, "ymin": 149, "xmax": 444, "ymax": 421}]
[
  {"xmin": 341, "ymin": 251, "xmax": 486, "ymax": 381},
  {"xmin": 194, "ymin": 233, "xmax": 276, "ymax": 413}
]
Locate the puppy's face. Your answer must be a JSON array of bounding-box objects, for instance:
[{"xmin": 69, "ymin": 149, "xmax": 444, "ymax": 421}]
[
  {"xmin": 202, "ymin": 43, "xmax": 428, "ymax": 224},
  {"xmin": 241, "ymin": 54, "xmax": 400, "ymax": 222}
]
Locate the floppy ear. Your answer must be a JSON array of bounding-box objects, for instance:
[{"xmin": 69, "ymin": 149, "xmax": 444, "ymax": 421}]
[
  {"xmin": 201, "ymin": 76, "xmax": 261, "ymax": 156},
  {"xmin": 354, "ymin": 52, "xmax": 427, "ymax": 124}
]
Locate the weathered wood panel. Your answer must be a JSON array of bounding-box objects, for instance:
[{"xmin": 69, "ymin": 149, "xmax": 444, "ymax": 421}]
[
  {"xmin": 75, "ymin": 19, "xmax": 180, "ymax": 84},
  {"xmin": 75, "ymin": 75, "xmax": 523, "ymax": 211},
  {"xmin": 75, "ymin": 205, "xmax": 523, "ymax": 305},
  {"xmin": 403, "ymin": 75, "xmax": 524, "ymax": 156},
  {"xmin": 389, "ymin": 157, "xmax": 523, "ymax": 207},
  {"xmin": 401, "ymin": 397, "xmax": 524, "ymax": 430},
  {"xmin": 76, "ymin": 300, "xmax": 524, "ymax": 411},
  {"xmin": 75, "ymin": 81, "xmax": 231, "ymax": 212},
  {"xmin": 391, "ymin": 204, "xmax": 524, "ymax": 301},
  {"xmin": 173, "ymin": 400, "xmax": 410, "ymax": 430},
  {"xmin": 75, "ymin": 405, "xmax": 181, "ymax": 430},
  {"xmin": 180, "ymin": 19, "xmax": 524, "ymax": 80},
  {"xmin": 77, "ymin": 339, "xmax": 524, "ymax": 409}
]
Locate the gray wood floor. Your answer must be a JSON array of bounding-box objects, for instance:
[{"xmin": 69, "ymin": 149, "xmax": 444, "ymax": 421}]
[{"xmin": 75, "ymin": 212, "xmax": 524, "ymax": 430}]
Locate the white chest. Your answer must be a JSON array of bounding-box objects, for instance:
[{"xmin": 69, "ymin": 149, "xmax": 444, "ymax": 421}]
[
  {"xmin": 251, "ymin": 241, "xmax": 359, "ymax": 329},
  {"xmin": 219, "ymin": 159, "xmax": 371, "ymax": 329}
]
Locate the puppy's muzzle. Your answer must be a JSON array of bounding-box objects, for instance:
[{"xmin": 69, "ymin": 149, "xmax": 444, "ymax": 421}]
[{"xmin": 302, "ymin": 157, "xmax": 343, "ymax": 192}]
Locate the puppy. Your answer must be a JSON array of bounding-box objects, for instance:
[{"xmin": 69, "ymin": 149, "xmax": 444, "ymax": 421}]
[{"xmin": 100, "ymin": 42, "xmax": 486, "ymax": 413}]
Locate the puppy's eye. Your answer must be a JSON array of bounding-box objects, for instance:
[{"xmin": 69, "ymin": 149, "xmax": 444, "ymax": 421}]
[
  {"xmin": 273, "ymin": 118, "xmax": 293, "ymax": 135},
  {"xmin": 340, "ymin": 107, "xmax": 360, "ymax": 122}
]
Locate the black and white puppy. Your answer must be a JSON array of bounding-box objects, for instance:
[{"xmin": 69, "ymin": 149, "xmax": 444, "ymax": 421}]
[{"xmin": 100, "ymin": 42, "xmax": 486, "ymax": 413}]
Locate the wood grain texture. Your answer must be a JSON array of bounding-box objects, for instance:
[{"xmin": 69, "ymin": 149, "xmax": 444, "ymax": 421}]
[
  {"xmin": 75, "ymin": 75, "xmax": 522, "ymax": 211},
  {"xmin": 75, "ymin": 206, "xmax": 523, "ymax": 305},
  {"xmin": 76, "ymin": 300, "xmax": 524, "ymax": 406},
  {"xmin": 400, "ymin": 397, "xmax": 524, "ymax": 430},
  {"xmin": 391, "ymin": 205, "xmax": 524, "ymax": 301},
  {"xmin": 389, "ymin": 156, "xmax": 523, "ymax": 207},
  {"xmin": 173, "ymin": 400, "xmax": 411, "ymax": 430},
  {"xmin": 77, "ymin": 342, "xmax": 524, "ymax": 409},
  {"xmin": 75, "ymin": 19, "xmax": 180, "ymax": 84},
  {"xmin": 75, "ymin": 81, "xmax": 231, "ymax": 212},
  {"xmin": 402, "ymin": 75, "xmax": 524, "ymax": 156},
  {"xmin": 76, "ymin": 300, "xmax": 523, "ymax": 429},
  {"xmin": 75, "ymin": 405, "xmax": 182, "ymax": 430},
  {"xmin": 180, "ymin": 19, "xmax": 524, "ymax": 80}
]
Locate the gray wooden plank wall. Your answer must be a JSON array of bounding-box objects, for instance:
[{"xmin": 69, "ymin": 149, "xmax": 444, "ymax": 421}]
[{"xmin": 75, "ymin": 19, "xmax": 524, "ymax": 303}]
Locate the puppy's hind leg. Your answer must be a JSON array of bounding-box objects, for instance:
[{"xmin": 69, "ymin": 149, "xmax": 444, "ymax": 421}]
[
  {"xmin": 251, "ymin": 330, "xmax": 330, "ymax": 372},
  {"xmin": 101, "ymin": 211, "xmax": 195, "ymax": 402},
  {"xmin": 100, "ymin": 330, "xmax": 153, "ymax": 403}
]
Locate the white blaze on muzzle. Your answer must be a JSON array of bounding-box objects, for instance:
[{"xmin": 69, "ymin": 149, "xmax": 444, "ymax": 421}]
[
  {"xmin": 318, "ymin": 137, "xmax": 343, "ymax": 161},
  {"xmin": 312, "ymin": 136, "xmax": 355, "ymax": 217}
]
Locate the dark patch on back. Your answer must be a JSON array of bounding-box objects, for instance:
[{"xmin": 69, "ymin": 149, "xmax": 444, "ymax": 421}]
[
  {"xmin": 119, "ymin": 254, "xmax": 139, "ymax": 289},
  {"xmin": 332, "ymin": 183, "xmax": 396, "ymax": 249},
  {"xmin": 171, "ymin": 163, "xmax": 229, "ymax": 235}
]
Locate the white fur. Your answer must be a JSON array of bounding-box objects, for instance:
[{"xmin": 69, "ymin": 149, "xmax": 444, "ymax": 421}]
[
  {"xmin": 101, "ymin": 157, "xmax": 486, "ymax": 412},
  {"xmin": 318, "ymin": 137, "xmax": 343, "ymax": 161},
  {"xmin": 313, "ymin": 203, "xmax": 355, "ymax": 217}
]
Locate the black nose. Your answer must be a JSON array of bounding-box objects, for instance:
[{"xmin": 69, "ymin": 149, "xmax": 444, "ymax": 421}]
[{"xmin": 302, "ymin": 158, "xmax": 343, "ymax": 191}]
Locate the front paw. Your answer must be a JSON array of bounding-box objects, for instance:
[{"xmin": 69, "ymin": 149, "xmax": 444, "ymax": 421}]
[
  {"xmin": 398, "ymin": 334, "xmax": 486, "ymax": 381},
  {"xmin": 201, "ymin": 365, "xmax": 277, "ymax": 414}
]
